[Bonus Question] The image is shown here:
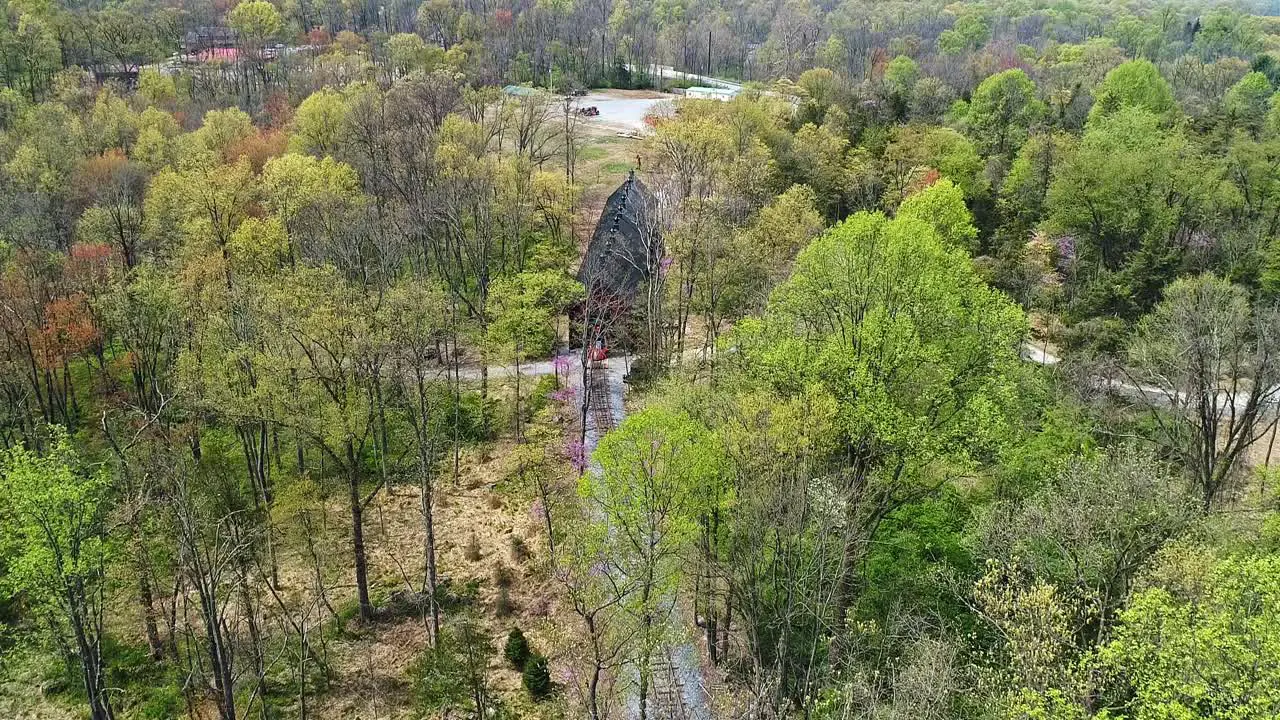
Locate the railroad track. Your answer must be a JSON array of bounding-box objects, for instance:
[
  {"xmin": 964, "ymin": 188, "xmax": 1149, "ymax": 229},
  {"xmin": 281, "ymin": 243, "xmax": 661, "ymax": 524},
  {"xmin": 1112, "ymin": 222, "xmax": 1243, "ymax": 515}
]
[
  {"xmin": 583, "ymin": 363, "xmax": 695, "ymax": 720},
  {"xmin": 648, "ymin": 651, "xmax": 689, "ymax": 720},
  {"xmin": 587, "ymin": 364, "xmax": 616, "ymax": 433}
]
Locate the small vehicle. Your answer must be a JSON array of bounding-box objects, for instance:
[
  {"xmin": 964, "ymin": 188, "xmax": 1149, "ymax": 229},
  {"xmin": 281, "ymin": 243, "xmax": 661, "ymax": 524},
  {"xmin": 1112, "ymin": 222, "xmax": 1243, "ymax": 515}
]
[
  {"xmin": 570, "ymin": 88, "xmax": 588, "ymax": 97},
  {"xmin": 589, "ymin": 339, "xmax": 608, "ymax": 362}
]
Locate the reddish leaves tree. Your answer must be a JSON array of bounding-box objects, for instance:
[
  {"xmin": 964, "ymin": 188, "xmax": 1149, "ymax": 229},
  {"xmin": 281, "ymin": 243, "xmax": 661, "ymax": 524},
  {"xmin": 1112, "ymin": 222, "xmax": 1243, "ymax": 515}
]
[
  {"xmin": 65, "ymin": 243, "xmax": 118, "ymax": 291},
  {"xmin": 228, "ymin": 129, "xmax": 289, "ymax": 171},
  {"xmin": 35, "ymin": 294, "xmax": 100, "ymax": 370},
  {"xmin": 307, "ymin": 28, "xmax": 332, "ymax": 46},
  {"xmin": 905, "ymin": 167, "xmax": 941, "ymax": 198}
]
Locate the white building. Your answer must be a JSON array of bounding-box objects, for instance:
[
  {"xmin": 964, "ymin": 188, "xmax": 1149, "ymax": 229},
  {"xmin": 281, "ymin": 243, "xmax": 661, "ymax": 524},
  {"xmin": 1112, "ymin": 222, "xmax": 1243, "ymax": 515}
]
[{"xmin": 685, "ymin": 86, "xmax": 739, "ymax": 101}]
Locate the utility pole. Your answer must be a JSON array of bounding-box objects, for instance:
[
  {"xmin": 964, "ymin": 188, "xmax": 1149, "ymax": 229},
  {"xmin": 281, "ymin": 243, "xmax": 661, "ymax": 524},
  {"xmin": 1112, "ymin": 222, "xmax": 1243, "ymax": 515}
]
[{"xmin": 707, "ymin": 30, "xmax": 712, "ymax": 76}]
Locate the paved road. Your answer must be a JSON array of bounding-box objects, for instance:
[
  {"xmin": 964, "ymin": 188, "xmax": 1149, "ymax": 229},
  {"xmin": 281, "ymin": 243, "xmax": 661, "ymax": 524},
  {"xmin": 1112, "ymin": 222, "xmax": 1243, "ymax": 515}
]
[
  {"xmin": 459, "ymin": 341, "xmax": 1276, "ymax": 417},
  {"xmin": 456, "ymin": 356, "xmax": 564, "ymax": 381},
  {"xmin": 1020, "ymin": 343, "xmax": 1279, "ymax": 413},
  {"xmin": 629, "ymin": 63, "xmax": 744, "ymax": 90}
]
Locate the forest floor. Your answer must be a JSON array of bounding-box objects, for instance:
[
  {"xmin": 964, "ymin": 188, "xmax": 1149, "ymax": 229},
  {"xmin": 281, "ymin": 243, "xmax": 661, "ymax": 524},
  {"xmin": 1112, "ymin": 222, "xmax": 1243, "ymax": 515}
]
[
  {"xmin": 306, "ymin": 359, "xmax": 634, "ymax": 718},
  {"xmin": 304, "ymin": 412, "xmax": 576, "ymax": 712},
  {"xmin": 310, "ymin": 436, "xmax": 562, "ymax": 719}
]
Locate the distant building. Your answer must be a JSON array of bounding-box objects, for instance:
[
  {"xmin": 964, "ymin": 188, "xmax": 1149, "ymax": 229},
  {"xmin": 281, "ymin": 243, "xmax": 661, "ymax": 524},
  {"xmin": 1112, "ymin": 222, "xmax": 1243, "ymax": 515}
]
[
  {"xmin": 182, "ymin": 27, "xmax": 237, "ymax": 53},
  {"xmin": 571, "ymin": 171, "xmax": 662, "ymax": 349},
  {"xmin": 502, "ymin": 85, "xmax": 543, "ymax": 97},
  {"xmin": 685, "ymin": 85, "xmax": 738, "ymax": 101}
]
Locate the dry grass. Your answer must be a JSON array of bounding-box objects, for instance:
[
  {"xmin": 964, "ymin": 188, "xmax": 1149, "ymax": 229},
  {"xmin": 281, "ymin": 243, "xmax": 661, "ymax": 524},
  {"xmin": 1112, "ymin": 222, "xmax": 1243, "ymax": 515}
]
[
  {"xmin": 572, "ymin": 133, "xmax": 642, "ymax": 244},
  {"xmin": 309, "ymin": 440, "xmax": 566, "ymax": 718}
]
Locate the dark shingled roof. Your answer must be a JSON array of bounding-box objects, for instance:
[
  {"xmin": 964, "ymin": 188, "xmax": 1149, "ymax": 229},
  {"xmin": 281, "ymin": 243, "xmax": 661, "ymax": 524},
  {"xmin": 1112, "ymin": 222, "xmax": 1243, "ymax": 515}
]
[{"xmin": 577, "ymin": 171, "xmax": 659, "ymax": 301}]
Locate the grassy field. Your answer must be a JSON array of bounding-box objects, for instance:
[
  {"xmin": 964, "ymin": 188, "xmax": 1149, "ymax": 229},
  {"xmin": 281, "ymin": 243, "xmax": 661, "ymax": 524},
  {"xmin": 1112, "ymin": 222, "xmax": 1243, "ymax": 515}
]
[{"xmin": 571, "ymin": 131, "xmax": 642, "ymax": 243}]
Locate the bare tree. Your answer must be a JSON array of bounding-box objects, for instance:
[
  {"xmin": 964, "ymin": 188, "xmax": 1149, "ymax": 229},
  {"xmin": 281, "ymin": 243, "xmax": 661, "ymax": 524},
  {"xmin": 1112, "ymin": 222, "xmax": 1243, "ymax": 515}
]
[
  {"xmin": 1126, "ymin": 274, "xmax": 1280, "ymax": 510},
  {"xmin": 386, "ymin": 281, "xmax": 451, "ymax": 643}
]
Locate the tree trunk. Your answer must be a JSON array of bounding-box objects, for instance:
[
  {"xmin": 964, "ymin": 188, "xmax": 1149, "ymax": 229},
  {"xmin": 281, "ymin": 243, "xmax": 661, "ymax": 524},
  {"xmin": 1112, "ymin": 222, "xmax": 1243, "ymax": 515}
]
[
  {"xmin": 348, "ymin": 439, "xmax": 374, "ymax": 621},
  {"xmin": 414, "ymin": 372, "xmax": 442, "ymax": 642},
  {"xmin": 137, "ymin": 564, "xmax": 164, "ymax": 660}
]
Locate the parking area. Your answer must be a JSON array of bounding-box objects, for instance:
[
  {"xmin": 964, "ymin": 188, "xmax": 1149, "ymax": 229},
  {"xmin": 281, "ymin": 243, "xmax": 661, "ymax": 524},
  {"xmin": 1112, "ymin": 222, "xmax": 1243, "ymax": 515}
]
[{"xmin": 575, "ymin": 89, "xmax": 673, "ymax": 133}]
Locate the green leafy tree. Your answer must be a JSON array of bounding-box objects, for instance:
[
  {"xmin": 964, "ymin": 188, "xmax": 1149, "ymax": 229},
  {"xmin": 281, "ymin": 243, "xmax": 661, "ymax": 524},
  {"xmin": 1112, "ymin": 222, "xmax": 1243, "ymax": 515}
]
[
  {"xmin": 410, "ymin": 618, "xmax": 497, "ymax": 717},
  {"xmin": 787, "ymin": 121, "xmax": 853, "ymax": 216},
  {"xmin": 488, "ymin": 268, "xmax": 582, "ymax": 437},
  {"xmin": 1087, "ymin": 60, "xmax": 1175, "ymax": 126},
  {"xmin": 1193, "ymin": 8, "xmax": 1263, "ymax": 61},
  {"xmin": 1099, "ymin": 548, "xmax": 1280, "ymax": 718},
  {"xmin": 6, "ymin": 13, "xmax": 60, "ymax": 101},
  {"xmin": 585, "ymin": 406, "xmax": 722, "ymax": 720},
  {"xmin": 711, "ymin": 184, "xmax": 825, "ymax": 325},
  {"xmin": 732, "ymin": 206, "xmax": 1026, "ymax": 626},
  {"xmin": 896, "ymin": 177, "xmax": 978, "ymax": 252},
  {"xmin": 504, "ymin": 627, "xmax": 531, "ymax": 668},
  {"xmin": 136, "ymin": 69, "xmax": 177, "ymax": 108},
  {"xmin": 967, "ymin": 68, "xmax": 1042, "ymax": 158},
  {"xmin": 1265, "ymin": 91, "xmax": 1280, "ymax": 138},
  {"xmin": 1046, "ymin": 106, "xmax": 1221, "ymax": 317},
  {"xmin": 90, "ymin": 7, "xmax": 171, "ymax": 73},
  {"xmin": 522, "ymin": 653, "xmax": 553, "ymax": 699},
  {"xmin": 487, "ymin": 269, "xmax": 582, "ymax": 362},
  {"xmin": 227, "ymin": 216, "xmax": 290, "ymax": 275},
  {"xmin": 0, "ymin": 428, "xmax": 116, "ymax": 720},
  {"xmin": 144, "ymin": 157, "xmax": 255, "ymax": 281},
  {"xmin": 289, "ymin": 88, "xmax": 349, "ymax": 156},
  {"xmin": 980, "ymin": 446, "xmax": 1196, "ymax": 644},
  {"xmin": 386, "ymin": 33, "xmax": 444, "ymax": 77},
  {"xmin": 796, "ymin": 67, "xmax": 840, "ymax": 124},
  {"xmin": 882, "ymin": 126, "xmax": 986, "ymax": 206},
  {"xmin": 256, "ymin": 266, "xmax": 384, "ymax": 620},
  {"xmin": 86, "ymin": 88, "xmax": 139, "ymax": 153},
  {"xmin": 939, "ymin": 13, "xmax": 990, "ymax": 55},
  {"xmin": 970, "ymin": 560, "xmax": 1091, "ymax": 719},
  {"xmin": 227, "ymin": 0, "xmax": 282, "ymax": 54},
  {"xmin": 1262, "ymin": 235, "xmax": 1280, "ymax": 298},
  {"xmin": 883, "ymin": 55, "xmax": 919, "ymax": 117},
  {"xmin": 1224, "ymin": 71, "xmax": 1273, "ymax": 136},
  {"xmin": 259, "ymin": 152, "xmax": 364, "ymax": 265},
  {"xmin": 132, "ymin": 108, "xmax": 181, "ymax": 169},
  {"xmin": 187, "ymin": 107, "xmax": 256, "ymax": 161},
  {"xmin": 997, "ymin": 131, "xmax": 1074, "ymax": 242}
]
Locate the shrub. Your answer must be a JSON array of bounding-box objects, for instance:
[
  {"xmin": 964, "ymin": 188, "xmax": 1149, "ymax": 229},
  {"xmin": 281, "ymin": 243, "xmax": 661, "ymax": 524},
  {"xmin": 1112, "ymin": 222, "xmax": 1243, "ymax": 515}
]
[
  {"xmin": 495, "ymin": 585, "xmax": 514, "ymax": 617},
  {"xmin": 522, "ymin": 653, "xmax": 552, "ymax": 699},
  {"xmin": 509, "ymin": 535, "xmax": 531, "ymax": 564},
  {"xmin": 493, "ymin": 563, "xmax": 514, "ymax": 588},
  {"xmin": 409, "ymin": 636, "xmax": 470, "ymax": 715},
  {"xmin": 504, "ymin": 627, "xmax": 531, "ymax": 669}
]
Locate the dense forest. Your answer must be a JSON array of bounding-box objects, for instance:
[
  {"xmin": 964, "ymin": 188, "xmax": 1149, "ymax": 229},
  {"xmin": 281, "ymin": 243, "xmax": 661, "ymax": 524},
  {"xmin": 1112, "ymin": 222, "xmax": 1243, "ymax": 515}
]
[{"xmin": 5, "ymin": 0, "xmax": 1280, "ymax": 718}]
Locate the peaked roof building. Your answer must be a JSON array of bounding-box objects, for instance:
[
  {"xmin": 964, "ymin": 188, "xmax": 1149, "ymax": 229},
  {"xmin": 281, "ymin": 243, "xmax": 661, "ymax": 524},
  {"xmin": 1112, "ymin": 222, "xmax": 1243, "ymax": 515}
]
[
  {"xmin": 577, "ymin": 170, "xmax": 659, "ymax": 301},
  {"xmin": 572, "ymin": 171, "xmax": 662, "ymax": 348}
]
